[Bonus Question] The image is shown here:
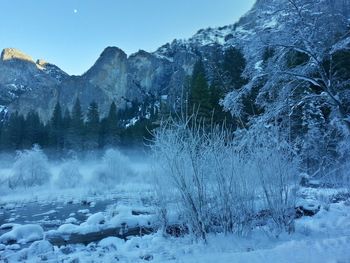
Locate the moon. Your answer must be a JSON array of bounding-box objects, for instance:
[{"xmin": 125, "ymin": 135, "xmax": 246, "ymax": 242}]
[{"xmin": 73, "ymin": 9, "xmax": 78, "ymax": 14}]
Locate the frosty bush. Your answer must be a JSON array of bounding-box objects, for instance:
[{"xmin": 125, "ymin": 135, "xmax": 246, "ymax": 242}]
[
  {"xmin": 91, "ymin": 149, "xmax": 134, "ymax": 187},
  {"xmin": 232, "ymin": 124, "xmax": 300, "ymax": 234},
  {"xmin": 9, "ymin": 145, "xmax": 52, "ymax": 189},
  {"xmin": 152, "ymin": 117, "xmax": 300, "ymax": 239},
  {"xmin": 55, "ymin": 160, "xmax": 82, "ymax": 189},
  {"xmin": 152, "ymin": 117, "xmax": 257, "ymax": 239}
]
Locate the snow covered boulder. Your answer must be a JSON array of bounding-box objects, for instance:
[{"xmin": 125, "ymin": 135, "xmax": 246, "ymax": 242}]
[
  {"xmin": 86, "ymin": 212, "xmax": 105, "ymax": 225},
  {"xmin": 0, "ymin": 224, "xmax": 44, "ymax": 244},
  {"xmin": 65, "ymin": 217, "xmax": 78, "ymax": 224},
  {"xmin": 56, "ymin": 223, "xmax": 79, "ymax": 234},
  {"xmin": 296, "ymin": 201, "xmax": 321, "ymax": 218},
  {"xmin": 98, "ymin": 236, "xmax": 124, "ymax": 250},
  {"xmin": 0, "ymin": 223, "xmax": 20, "ymax": 231},
  {"xmin": 27, "ymin": 240, "xmax": 54, "ymax": 257}
]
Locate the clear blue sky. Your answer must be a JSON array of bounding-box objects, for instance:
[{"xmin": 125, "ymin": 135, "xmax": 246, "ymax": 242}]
[{"xmin": 0, "ymin": 0, "xmax": 255, "ymax": 75}]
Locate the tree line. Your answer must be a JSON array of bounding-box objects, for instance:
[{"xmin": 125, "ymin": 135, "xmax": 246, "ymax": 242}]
[
  {"xmin": 0, "ymin": 47, "xmax": 249, "ymax": 153},
  {"xmin": 0, "ymin": 98, "xmax": 157, "ymax": 153}
]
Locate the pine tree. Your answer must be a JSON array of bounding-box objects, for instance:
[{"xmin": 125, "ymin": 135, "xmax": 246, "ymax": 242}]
[
  {"xmin": 86, "ymin": 101, "xmax": 100, "ymax": 149},
  {"xmin": 62, "ymin": 108, "xmax": 71, "ymax": 130},
  {"xmin": 1, "ymin": 112, "xmax": 25, "ymax": 150},
  {"xmin": 222, "ymin": 47, "xmax": 248, "ymax": 90},
  {"xmin": 69, "ymin": 98, "xmax": 85, "ymax": 150},
  {"xmin": 49, "ymin": 101, "xmax": 63, "ymax": 150},
  {"xmin": 86, "ymin": 101, "xmax": 100, "ymax": 132},
  {"xmin": 62, "ymin": 108, "xmax": 72, "ymax": 149},
  {"xmin": 71, "ymin": 98, "xmax": 84, "ymax": 130},
  {"xmin": 189, "ymin": 59, "xmax": 213, "ymax": 122},
  {"xmin": 98, "ymin": 117, "xmax": 108, "ymax": 149},
  {"xmin": 106, "ymin": 101, "xmax": 119, "ymax": 146},
  {"xmin": 24, "ymin": 110, "xmax": 43, "ymax": 148},
  {"xmin": 210, "ymin": 82, "xmax": 233, "ymax": 125}
]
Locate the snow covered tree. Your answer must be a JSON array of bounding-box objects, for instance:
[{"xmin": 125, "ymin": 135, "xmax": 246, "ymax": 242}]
[
  {"xmin": 222, "ymin": 0, "xmax": 350, "ymax": 182},
  {"xmin": 55, "ymin": 159, "xmax": 82, "ymax": 189},
  {"xmin": 9, "ymin": 145, "xmax": 52, "ymax": 188},
  {"xmin": 273, "ymin": 0, "xmax": 350, "ymax": 132},
  {"xmin": 91, "ymin": 149, "xmax": 133, "ymax": 188}
]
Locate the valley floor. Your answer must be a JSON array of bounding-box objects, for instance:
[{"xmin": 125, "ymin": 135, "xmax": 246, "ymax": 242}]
[{"xmin": 0, "ymin": 182, "xmax": 350, "ymax": 263}]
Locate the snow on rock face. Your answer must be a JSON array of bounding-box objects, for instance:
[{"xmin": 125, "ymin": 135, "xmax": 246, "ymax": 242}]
[{"xmin": 0, "ymin": 224, "xmax": 44, "ymax": 244}]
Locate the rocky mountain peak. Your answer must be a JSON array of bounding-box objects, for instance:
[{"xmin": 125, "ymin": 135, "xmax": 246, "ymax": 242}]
[
  {"xmin": 96, "ymin": 46, "xmax": 127, "ymax": 65},
  {"xmin": 100, "ymin": 46, "xmax": 126, "ymax": 57},
  {"xmin": 0, "ymin": 48, "xmax": 34, "ymax": 63},
  {"xmin": 84, "ymin": 46, "xmax": 127, "ymax": 77},
  {"xmin": 36, "ymin": 59, "xmax": 48, "ymax": 67}
]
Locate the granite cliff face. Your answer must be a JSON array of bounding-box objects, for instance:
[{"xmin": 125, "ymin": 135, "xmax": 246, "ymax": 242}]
[
  {"xmin": 0, "ymin": 48, "xmax": 68, "ymax": 118},
  {"xmin": 0, "ymin": 4, "xmax": 247, "ymax": 121},
  {"xmin": 0, "ymin": 43, "xmax": 201, "ymax": 122},
  {"xmin": 0, "ymin": 0, "xmax": 349, "ymax": 122}
]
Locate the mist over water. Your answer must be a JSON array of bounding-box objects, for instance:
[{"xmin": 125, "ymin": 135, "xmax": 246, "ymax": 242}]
[{"xmin": 0, "ymin": 146, "xmax": 154, "ymax": 197}]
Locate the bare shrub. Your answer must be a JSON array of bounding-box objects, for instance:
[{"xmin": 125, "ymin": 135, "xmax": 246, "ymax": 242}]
[
  {"xmin": 152, "ymin": 117, "xmax": 300, "ymax": 239},
  {"xmin": 236, "ymin": 124, "xmax": 300, "ymax": 234},
  {"xmin": 152, "ymin": 118, "xmax": 211, "ymax": 240},
  {"xmin": 152, "ymin": 117, "xmax": 256, "ymax": 239}
]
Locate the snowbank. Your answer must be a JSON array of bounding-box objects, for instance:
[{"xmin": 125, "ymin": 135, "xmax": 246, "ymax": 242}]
[
  {"xmin": 0, "ymin": 224, "xmax": 44, "ymax": 244},
  {"xmin": 98, "ymin": 236, "xmax": 125, "ymax": 250},
  {"xmin": 49, "ymin": 207, "xmax": 154, "ymax": 237}
]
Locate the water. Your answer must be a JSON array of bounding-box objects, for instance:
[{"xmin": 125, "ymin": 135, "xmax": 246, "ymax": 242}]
[{"xmin": 0, "ymin": 198, "xmax": 118, "ymax": 235}]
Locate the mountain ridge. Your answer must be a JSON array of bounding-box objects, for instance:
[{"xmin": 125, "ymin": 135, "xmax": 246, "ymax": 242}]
[{"xmin": 0, "ymin": 0, "xmax": 349, "ymax": 126}]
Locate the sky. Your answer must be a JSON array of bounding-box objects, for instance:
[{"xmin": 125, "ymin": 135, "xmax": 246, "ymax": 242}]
[{"xmin": 0, "ymin": 0, "xmax": 255, "ymax": 75}]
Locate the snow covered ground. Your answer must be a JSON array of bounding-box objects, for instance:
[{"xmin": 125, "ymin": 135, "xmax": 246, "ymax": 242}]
[
  {"xmin": 1, "ymin": 181, "xmax": 350, "ymax": 262},
  {"xmin": 0, "ymin": 154, "xmax": 350, "ymax": 262}
]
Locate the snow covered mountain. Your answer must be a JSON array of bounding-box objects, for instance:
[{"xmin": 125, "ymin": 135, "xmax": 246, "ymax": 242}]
[{"xmin": 0, "ymin": 0, "xmax": 349, "ymax": 128}]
